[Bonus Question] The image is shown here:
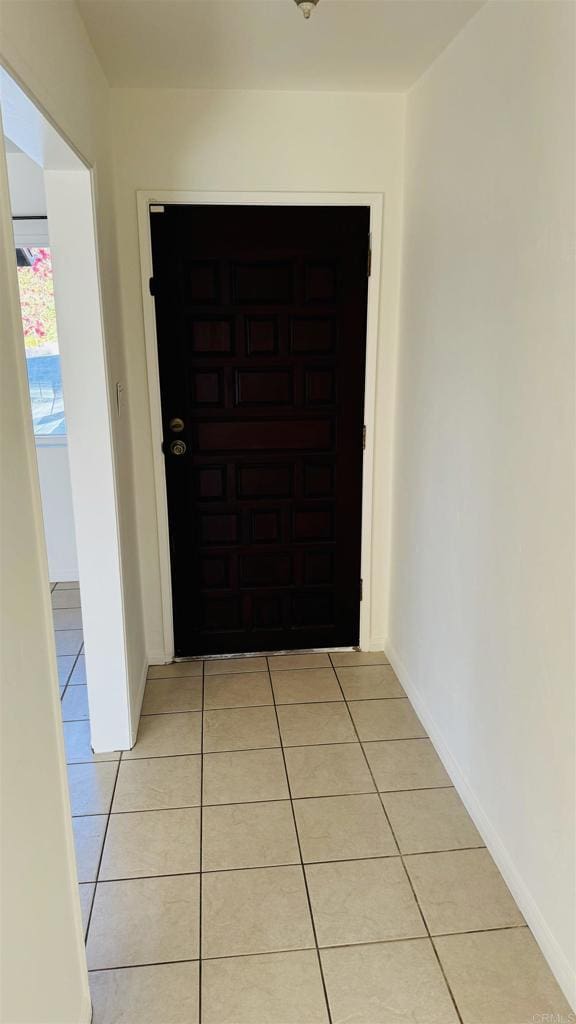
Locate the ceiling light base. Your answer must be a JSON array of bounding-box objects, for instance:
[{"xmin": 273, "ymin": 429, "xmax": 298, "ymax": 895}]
[{"xmin": 294, "ymin": 0, "xmax": 319, "ymax": 19}]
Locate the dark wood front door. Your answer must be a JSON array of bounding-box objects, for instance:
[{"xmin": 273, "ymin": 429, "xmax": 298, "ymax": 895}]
[{"xmin": 150, "ymin": 204, "xmax": 369, "ymax": 657}]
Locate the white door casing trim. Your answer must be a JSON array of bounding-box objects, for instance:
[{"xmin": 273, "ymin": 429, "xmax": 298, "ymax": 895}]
[
  {"xmin": 2, "ymin": 66, "xmax": 134, "ymax": 751},
  {"xmin": 137, "ymin": 190, "xmax": 384, "ymax": 662}
]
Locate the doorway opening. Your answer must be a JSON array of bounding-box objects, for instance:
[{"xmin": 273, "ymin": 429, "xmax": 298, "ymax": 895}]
[
  {"xmin": 7, "ymin": 159, "xmax": 87, "ymax": 740},
  {"xmin": 1, "ymin": 67, "xmax": 131, "ymax": 754},
  {"xmin": 150, "ymin": 203, "xmax": 369, "ymax": 657}
]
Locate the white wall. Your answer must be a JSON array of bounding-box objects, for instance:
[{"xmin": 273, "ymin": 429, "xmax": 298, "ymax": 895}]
[
  {"xmin": 36, "ymin": 443, "xmax": 79, "ymax": 581},
  {"xmin": 0, "ymin": 0, "xmax": 147, "ymax": 739},
  {"xmin": 6, "ymin": 147, "xmax": 80, "ymax": 583},
  {"xmin": 111, "ymin": 87, "xmax": 406, "ymax": 660},
  {"xmin": 390, "ymin": 0, "xmax": 575, "ymax": 1004},
  {"xmin": 0, "ymin": 116, "xmax": 89, "ymax": 1024},
  {"xmin": 5, "ymin": 147, "xmax": 45, "ymax": 214}
]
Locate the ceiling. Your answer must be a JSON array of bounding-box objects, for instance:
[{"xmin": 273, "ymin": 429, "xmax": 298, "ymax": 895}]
[{"xmin": 77, "ymin": 0, "xmax": 482, "ymax": 92}]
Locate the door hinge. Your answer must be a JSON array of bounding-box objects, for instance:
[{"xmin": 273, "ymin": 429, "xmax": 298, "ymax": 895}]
[
  {"xmin": 367, "ymin": 243, "xmax": 372, "ymax": 277},
  {"xmin": 360, "ymin": 578, "xmax": 363, "ymax": 601},
  {"xmin": 363, "ymin": 425, "xmax": 367, "ymax": 450},
  {"xmin": 150, "ymin": 204, "xmax": 165, "ymax": 214},
  {"xmin": 149, "ymin": 276, "xmax": 155, "ymax": 296}
]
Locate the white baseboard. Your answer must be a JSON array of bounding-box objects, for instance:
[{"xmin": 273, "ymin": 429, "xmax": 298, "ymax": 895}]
[{"xmin": 386, "ymin": 638, "xmax": 576, "ymax": 1011}]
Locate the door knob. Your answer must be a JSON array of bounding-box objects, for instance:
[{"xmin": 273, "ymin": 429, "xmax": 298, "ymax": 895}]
[
  {"xmin": 169, "ymin": 417, "xmax": 185, "ymax": 433},
  {"xmin": 170, "ymin": 440, "xmax": 187, "ymax": 456}
]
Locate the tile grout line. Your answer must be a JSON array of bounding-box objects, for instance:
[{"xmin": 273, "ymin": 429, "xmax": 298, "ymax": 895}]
[
  {"xmin": 141, "ymin": 694, "xmax": 411, "ymax": 717},
  {"xmin": 84, "ymin": 751, "xmax": 123, "ymax": 950},
  {"xmin": 59, "ymin": 646, "xmax": 83, "ymax": 703},
  {"xmin": 68, "ymin": 783, "xmax": 461, "ymax": 819},
  {"xmin": 149, "ymin": 657, "xmax": 391, "ymax": 681},
  {"xmin": 70, "ymin": 735, "xmax": 446, "ymax": 764},
  {"xmin": 94, "ymin": 786, "xmax": 457, "ymax": 811},
  {"xmin": 121, "ymin": 736, "xmax": 436, "ymax": 761},
  {"xmin": 328, "ymin": 652, "xmax": 465, "ymax": 1024},
  {"xmin": 266, "ymin": 655, "xmax": 334, "ymax": 1024},
  {"xmin": 86, "ymin": 924, "xmax": 533, "ymax": 973},
  {"xmin": 80, "ymin": 841, "xmax": 507, "ymax": 884}
]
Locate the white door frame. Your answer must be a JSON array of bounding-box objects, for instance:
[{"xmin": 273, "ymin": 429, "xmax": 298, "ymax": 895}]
[
  {"xmin": 46, "ymin": 170, "xmax": 132, "ymax": 751},
  {"xmin": 2, "ymin": 67, "xmax": 133, "ymax": 751},
  {"xmin": 137, "ymin": 190, "xmax": 383, "ymax": 661}
]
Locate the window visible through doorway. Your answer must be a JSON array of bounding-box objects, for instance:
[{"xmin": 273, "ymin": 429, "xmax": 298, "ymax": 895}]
[{"xmin": 16, "ymin": 246, "xmax": 66, "ymax": 437}]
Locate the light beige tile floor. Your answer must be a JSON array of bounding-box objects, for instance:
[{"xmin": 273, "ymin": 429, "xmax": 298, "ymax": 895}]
[
  {"xmin": 306, "ymin": 856, "xmax": 427, "ymax": 946},
  {"xmin": 203, "ymin": 670, "xmax": 273, "ymax": 709},
  {"xmin": 202, "ymin": 950, "xmax": 328, "ymax": 1023},
  {"xmin": 91, "ymin": 962, "xmax": 200, "ymax": 1024},
  {"xmin": 141, "ymin": 676, "xmax": 203, "ymax": 715},
  {"xmin": 293, "ymin": 793, "xmax": 397, "ymax": 862},
  {"xmin": 79, "ymin": 882, "xmax": 95, "ymax": 937},
  {"xmin": 348, "ymin": 697, "xmax": 427, "ymax": 741},
  {"xmin": 99, "ymin": 807, "xmax": 201, "ymax": 880},
  {"xmin": 202, "ymin": 864, "xmax": 315, "ymax": 959},
  {"xmin": 112, "ymin": 754, "xmax": 201, "ymax": 812},
  {"xmin": 68, "ymin": 762, "xmax": 117, "ymax": 816},
  {"xmin": 69, "ymin": 654, "xmax": 86, "ymax": 684},
  {"xmin": 87, "ymin": 874, "xmax": 200, "ymax": 970},
  {"xmin": 61, "ymin": 684, "xmax": 89, "ymax": 721},
  {"xmin": 363, "ymin": 736, "xmax": 452, "ymax": 791},
  {"xmin": 55, "ymin": 624, "xmax": 569, "ymax": 1023},
  {"xmin": 381, "ymin": 786, "xmax": 484, "ymax": 854},
  {"xmin": 404, "ymin": 847, "xmax": 526, "ymax": 935},
  {"xmin": 53, "ymin": 606, "xmax": 83, "ymax": 630},
  {"xmin": 73, "ymin": 815, "xmax": 107, "ymax": 883},
  {"xmin": 203, "ymin": 704, "xmax": 279, "ymax": 752},
  {"xmin": 271, "ymin": 666, "xmax": 343, "ymax": 704},
  {"xmin": 335, "ymin": 663, "xmax": 404, "ymax": 700},
  {"xmin": 202, "ymin": 800, "xmax": 299, "ymax": 871},
  {"xmin": 277, "ymin": 700, "xmax": 356, "ymax": 746},
  {"xmin": 55, "ymin": 627, "xmax": 84, "ymax": 656},
  {"xmin": 122, "ymin": 711, "xmax": 202, "ymax": 759},
  {"xmin": 52, "ymin": 584, "xmax": 84, "ymax": 703},
  {"xmin": 321, "ymin": 939, "xmax": 460, "ymax": 1023},
  {"xmin": 434, "ymin": 928, "xmax": 574, "ymax": 1024}
]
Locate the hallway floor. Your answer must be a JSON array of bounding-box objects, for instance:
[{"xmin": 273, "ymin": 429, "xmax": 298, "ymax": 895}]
[
  {"xmin": 52, "ymin": 580, "xmax": 85, "ymax": 697},
  {"xmin": 60, "ymin": 629, "xmax": 571, "ymax": 1022}
]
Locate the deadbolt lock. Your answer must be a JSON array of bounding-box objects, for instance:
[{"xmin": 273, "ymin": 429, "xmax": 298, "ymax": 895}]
[
  {"xmin": 170, "ymin": 439, "xmax": 187, "ymax": 456},
  {"xmin": 169, "ymin": 417, "xmax": 185, "ymax": 433}
]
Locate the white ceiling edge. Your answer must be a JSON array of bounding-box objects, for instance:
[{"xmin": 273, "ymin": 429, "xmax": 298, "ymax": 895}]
[
  {"xmin": 76, "ymin": 0, "xmax": 485, "ymax": 93},
  {"xmin": 405, "ymin": 0, "xmax": 486, "ymax": 94}
]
